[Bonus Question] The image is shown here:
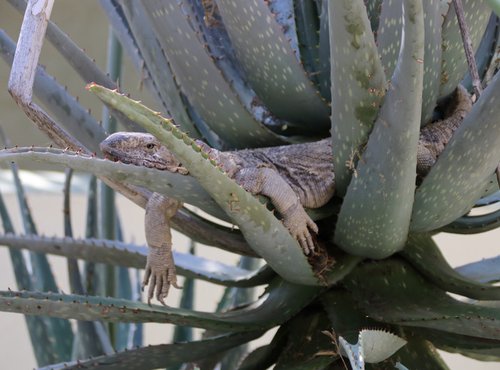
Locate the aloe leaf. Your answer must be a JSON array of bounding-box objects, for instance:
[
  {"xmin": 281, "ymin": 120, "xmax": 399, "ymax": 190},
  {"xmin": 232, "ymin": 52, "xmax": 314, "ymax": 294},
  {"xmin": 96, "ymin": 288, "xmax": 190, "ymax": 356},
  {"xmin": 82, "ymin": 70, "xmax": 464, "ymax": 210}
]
[
  {"xmin": 328, "ymin": 0, "xmax": 387, "ymax": 196},
  {"xmin": 335, "ymin": 0, "xmax": 424, "ymax": 259},
  {"xmin": 461, "ymin": 14, "xmax": 500, "ymax": 90},
  {"xmin": 0, "ymin": 234, "xmax": 274, "ymax": 287},
  {"xmin": 0, "ymin": 277, "xmax": 322, "ymax": 331},
  {"xmin": 439, "ymin": 0, "xmax": 492, "ymax": 97},
  {"xmin": 294, "ymin": 0, "xmax": 322, "ymax": 94},
  {"xmin": 0, "ymin": 147, "xmax": 228, "ymax": 220},
  {"xmin": 0, "ymin": 192, "xmax": 66, "ymax": 365},
  {"xmin": 409, "ymin": 327, "xmax": 500, "ymax": 361},
  {"xmin": 401, "ymin": 233, "xmax": 500, "ymax": 299},
  {"xmin": 8, "ymin": 0, "xmax": 143, "ymax": 132},
  {"xmin": 10, "ymin": 163, "xmax": 74, "ymax": 358},
  {"xmin": 376, "ymin": 0, "xmax": 403, "ymax": 78},
  {"xmin": 420, "ymin": 0, "xmax": 444, "ymax": 125},
  {"xmin": 439, "ymin": 207, "xmax": 500, "ymax": 234},
  {"xmin": 171, "ymin": 242, "xmax": 196, "ymax": 350},
  {"xmin": 274, "ymin": 310, "xmax": 338, "ymax": 370},
  {"xmin": 38, "ymin": 331, "xmax": 263, "ymax": 370},
  {"xmin": 0, "ymin": 30, "xmax": 105, "ymax": 153},
  {"xmin": 89, "ymin": 84, "xmax": 320, "ymax": 286},
  {"xmin": 365, "ymin": 0, "xmax": 384, "ymax": 33},
  {"xmin": 339, "ymin": 329, "xmax": 406, "ymax": 367},
  {"xmin": 377, "ymin": 335, "xmax": 450, "ymax": 370},
  {"xmin": 117, "ymin": 0, "xmax": 201, "ymax": 138},
  {"xmin": 317, "ymin": 0, "xmax": 331, "ymax": 101},
  {"xmin": 455, "ymin": 256, "xmax": 500, "ymax": 283},
  {"xmin": 140, "ymin": 0, "xmax": 288, "ymax": 148},
  {"xmin": 237, "ymin": 326, "xmax": 287, "ymax": 370},
  {"xmin": 344, "ymin": 258, "xmax": 500, "ymax": 340},
  {"xmin": 215, "ymin": 0, "xmax": 330, "ymax": 130},
  {"xmin": 64, "ymin": 170, "xmax": 106, "ymax": 359},
  {"xmin": 486, "ymin": 0, "xmax": 500, "ymax": 14},
  {"xmin": 411, "ymin": 72, "xmax": 500, "ymax": 231}
]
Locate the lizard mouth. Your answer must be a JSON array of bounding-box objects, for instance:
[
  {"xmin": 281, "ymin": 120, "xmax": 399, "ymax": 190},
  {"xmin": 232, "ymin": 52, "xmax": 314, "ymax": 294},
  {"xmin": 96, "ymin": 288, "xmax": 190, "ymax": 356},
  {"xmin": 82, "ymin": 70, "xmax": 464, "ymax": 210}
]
[{"xmin": 101, "ymin": 146, "xmax": 172, "ymax": 170}]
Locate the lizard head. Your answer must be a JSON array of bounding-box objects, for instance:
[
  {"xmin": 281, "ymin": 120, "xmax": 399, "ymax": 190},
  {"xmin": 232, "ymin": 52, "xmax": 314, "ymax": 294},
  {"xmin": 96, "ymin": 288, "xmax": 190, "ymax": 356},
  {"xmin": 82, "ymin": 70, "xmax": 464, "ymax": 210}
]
[{"xmin": 100, "ymin": 132, "xmax": 189, "ymax": 174}]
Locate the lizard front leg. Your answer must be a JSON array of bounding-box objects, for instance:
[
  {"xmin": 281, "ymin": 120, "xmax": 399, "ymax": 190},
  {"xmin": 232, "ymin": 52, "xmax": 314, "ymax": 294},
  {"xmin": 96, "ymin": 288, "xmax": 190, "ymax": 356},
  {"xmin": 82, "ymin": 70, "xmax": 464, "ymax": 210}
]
[
  {"xmin": 234, "ymin": 167, "xmax": 318, "ymax": 255},
  {"xmin": 143, "ymin": 192, "xmax": 183, "ymax": 305}
]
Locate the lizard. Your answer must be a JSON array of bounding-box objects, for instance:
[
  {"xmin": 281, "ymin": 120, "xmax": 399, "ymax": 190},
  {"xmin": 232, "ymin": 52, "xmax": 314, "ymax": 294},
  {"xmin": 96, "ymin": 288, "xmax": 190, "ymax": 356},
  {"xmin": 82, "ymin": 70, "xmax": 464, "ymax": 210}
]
[{"xmin": 99, "ymin": 85, "xmax": 472, "ymax": 305}]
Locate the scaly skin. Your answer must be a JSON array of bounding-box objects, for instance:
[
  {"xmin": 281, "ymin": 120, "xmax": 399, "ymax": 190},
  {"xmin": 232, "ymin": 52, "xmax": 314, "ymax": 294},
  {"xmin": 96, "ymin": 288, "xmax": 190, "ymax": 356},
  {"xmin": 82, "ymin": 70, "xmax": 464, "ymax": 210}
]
[{"xmin": 100, "ymin": 85, "xmax": 472, "ymax": 305}]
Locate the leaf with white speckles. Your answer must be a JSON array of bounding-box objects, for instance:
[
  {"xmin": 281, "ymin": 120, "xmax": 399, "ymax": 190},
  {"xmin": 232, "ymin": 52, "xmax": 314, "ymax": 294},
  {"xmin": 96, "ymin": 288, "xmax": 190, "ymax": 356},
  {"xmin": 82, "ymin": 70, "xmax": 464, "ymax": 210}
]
[
  {"xmin": 328, "ymin": 0, "xmax": 387, "ymax": 196},
  {"xmin": 216, "ymin": 0, "xmax": 330, "ymax": 129},
  {"xmin": 345, "ymin": 258, "xmax": 500, "ymax": 340},
  {"xmin": 376, "ymin": 0, "xmax": 403, "ymax": 78},
  {"xmin": 401, "ymin": 233, "xmax": 500, "ymax": 300},
  {"xmin": 439, "ymin": 0, "xmax": 491, "ymax": 97},
  {"xmin": 411, "ymin": 71, "xmax": 500, "ymax": 231},
  {"xmin": 139, "ymin": 0, "xmax": 288, "ymax": 148},
  {"xmin": 89, "ymin": 83, "xmax": 321, "ymax": 286},
  {"xmin": 335, "ymin": 0, "xmax": 424, "ymax": 259}
]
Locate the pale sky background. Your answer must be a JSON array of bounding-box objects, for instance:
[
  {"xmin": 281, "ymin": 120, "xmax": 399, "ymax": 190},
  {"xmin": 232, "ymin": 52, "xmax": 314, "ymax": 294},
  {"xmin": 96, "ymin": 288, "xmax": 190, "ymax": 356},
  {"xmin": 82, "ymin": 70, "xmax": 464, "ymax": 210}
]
[{"xmin": 0, "ymin": 1, "xmax": 499, "ymax": 369}]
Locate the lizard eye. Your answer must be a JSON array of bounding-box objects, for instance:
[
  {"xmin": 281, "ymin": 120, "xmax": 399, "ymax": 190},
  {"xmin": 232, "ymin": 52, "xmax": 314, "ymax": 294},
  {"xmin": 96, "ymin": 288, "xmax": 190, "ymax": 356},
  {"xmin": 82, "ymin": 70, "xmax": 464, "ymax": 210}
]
[{"xmin": 146, "ymin": 143, "xmax": 156, "ymax": 149}]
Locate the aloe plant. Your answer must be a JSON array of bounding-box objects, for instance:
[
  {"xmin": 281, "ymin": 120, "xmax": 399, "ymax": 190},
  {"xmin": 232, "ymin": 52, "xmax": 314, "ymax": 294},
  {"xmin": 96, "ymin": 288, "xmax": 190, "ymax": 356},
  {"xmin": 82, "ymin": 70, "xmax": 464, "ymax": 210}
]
[{"xmin": 1, "ymin": 0, "xmax": 500, "ymax": 369}]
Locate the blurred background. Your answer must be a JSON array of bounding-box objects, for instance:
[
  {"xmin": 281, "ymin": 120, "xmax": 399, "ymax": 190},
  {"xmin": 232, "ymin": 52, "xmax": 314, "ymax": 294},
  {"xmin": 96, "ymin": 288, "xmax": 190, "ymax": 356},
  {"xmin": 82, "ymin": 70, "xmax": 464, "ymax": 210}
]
[{"xmin": 0, "ymin": 1, "xmax": 498, "ymax": 369}]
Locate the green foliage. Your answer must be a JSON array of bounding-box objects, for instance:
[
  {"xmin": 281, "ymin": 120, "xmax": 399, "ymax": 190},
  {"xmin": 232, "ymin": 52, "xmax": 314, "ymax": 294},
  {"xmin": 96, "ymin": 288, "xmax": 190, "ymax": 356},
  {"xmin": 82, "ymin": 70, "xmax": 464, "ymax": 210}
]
[{"xmin": 0, "ymin": 0, "xmax": 499, "ymax": 369}]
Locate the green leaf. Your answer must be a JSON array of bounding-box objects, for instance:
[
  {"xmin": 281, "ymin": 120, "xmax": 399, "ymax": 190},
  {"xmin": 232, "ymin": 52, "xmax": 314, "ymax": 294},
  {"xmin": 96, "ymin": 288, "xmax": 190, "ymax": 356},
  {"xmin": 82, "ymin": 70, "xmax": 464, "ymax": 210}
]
[
  {"xmin": 0, "ymin": 30, "xmax": 105, "ymax": 153},
  {"xmin": 0, "ymin": 277, "xmax": 322, "ymax": 331},
  {"xmin": 329, "ymin": 0, "xmax": 387, "ymax": 196},
  {"xmin": 335, "ymin": 0, "xmax": 424, "ymax": 258},
  {"xmin": 215, "ymin": 0, "xmax": 330, "ymax": 130},
  {"xmin": 88, "ymin": 83, "xmax": 321, "ymax": 286},
  {"xmin": 0, "ymin": 147, "xmax": 228, "ymax": 221},
  {"xmin": 344, "ymin": 258, "xmax": 500, "ymax": 340},
  {"xmin": 439, "ymin": 207, "xmax": 500, "ymax": 234},
  {"xmin": 411, "ymin": 71, "xmax": 500, "ymax": 231},
  {"xmin": 38, "ymin": 331, "xmax": 263, "ymax": 370},
  {"xmin": 0, "ymin": 234, "xmax": 274, "ymax": 287},
  {"xmin": 486, "ymin": 0, "xmax": 500, "ymax": 15},
  {"xmin": 440, "ymin": 0, "xmax": 492, "ymax": 97},
  {"xmin": 401, "ymin": 233, "xmax": 500, "ymax": 299},
  {"xmin": 339, "ymin": 329, "xmax": 406, "ymax": 367},
  {"xmin": 118, "ymin": 0, "xmax": 201, "ymax": 138},
  {"xmin": 274, "ymin": 310, "xmax": 338, "ymax": 370},
  {"xmin": 140, "ymin": 0, "xmax": 289, "ymax": 148}
]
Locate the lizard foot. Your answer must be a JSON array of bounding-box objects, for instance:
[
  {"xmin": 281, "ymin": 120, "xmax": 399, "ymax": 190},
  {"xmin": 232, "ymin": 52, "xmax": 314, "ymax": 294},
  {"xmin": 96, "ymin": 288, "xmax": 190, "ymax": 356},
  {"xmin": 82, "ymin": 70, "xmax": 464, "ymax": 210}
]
[
  {"xmin": 283, "ymin": 204, "xmax": 318, "ymax": 255},
  {"xmin": 142, "ymin": 247, "xmax": 180, "ymax": 305}
]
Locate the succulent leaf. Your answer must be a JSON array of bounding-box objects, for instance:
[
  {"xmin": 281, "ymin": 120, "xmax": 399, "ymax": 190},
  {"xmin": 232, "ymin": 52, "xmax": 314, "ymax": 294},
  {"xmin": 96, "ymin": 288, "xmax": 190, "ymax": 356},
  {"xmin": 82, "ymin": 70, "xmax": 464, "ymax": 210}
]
[
  {"xmin": 0, "ymin": 30, "xmax": 105, "ymax": 153},
  {"xmin": 37, "ymin": 331, "xmax": 263, "ymax": 370},
  {"xmin": 411, "ymin": 72, "xmax": 500, "ymax": 231},
  {"xmin": 0, "ymin": 277, "xmax": 322, "ymax": 331},
  {"xmin": 440, "ymin": 0, "xmax": 491, "ymax": 97},
  {"xmin": 339, "ymin": 329, "xmax": 406, "ymax": 367},
  {"xmin": 401, "ymin": 233, "xmax": 500, "ymax": 299},
  {"xmin": 329, "ymin": 0, "xmax": 387, "ymax": 196},
  {"xmin": 335, "ymin": 0, "xmax": 424, "ymax": 258},
  {"xmin": 215, "ymin": 0, "xmax": 330, "ymax": 130},
  {"xmin": 118, "ymin": 0, "xmax": 201, "ymax": 139},
  {"xmin": 0, "ymin": 233, "xmax": 274, "ymax": 287},
  {"xmin": 140, "ymin": 0, "xmax": 289, "ymax": 148},
  {"xmin": 344, "ymin": 258, "xmax": 500, "ymax": 340}
]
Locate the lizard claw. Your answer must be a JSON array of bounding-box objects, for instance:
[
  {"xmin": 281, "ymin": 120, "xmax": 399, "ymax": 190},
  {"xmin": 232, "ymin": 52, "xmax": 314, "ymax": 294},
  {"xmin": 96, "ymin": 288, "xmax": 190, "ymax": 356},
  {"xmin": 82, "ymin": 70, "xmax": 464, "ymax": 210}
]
[
  {"xmin": 142, "ymin": 247, "xmax": 180, "ymax": 305},
  {"xmin": 283, "ymin": 204, "xmax": 318, "ymax": 255}
]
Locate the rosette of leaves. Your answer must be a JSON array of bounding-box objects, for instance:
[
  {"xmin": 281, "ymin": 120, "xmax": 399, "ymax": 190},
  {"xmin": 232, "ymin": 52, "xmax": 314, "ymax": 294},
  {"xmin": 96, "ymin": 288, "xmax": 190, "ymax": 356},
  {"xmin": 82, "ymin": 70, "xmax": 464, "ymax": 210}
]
[{"xmin": 0, "ymin": 0, "xmax": 500, "ymax": 369}]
